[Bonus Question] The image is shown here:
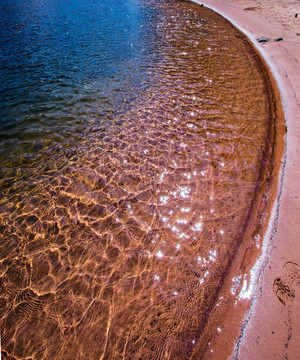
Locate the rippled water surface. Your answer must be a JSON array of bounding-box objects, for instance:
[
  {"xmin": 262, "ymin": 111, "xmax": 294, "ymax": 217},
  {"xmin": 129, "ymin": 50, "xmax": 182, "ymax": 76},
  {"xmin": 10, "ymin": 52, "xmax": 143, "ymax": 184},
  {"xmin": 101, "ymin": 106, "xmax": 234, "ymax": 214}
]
[{"xmin": 0, "ymin": 0, "xmax": 277, "ymax": 358}]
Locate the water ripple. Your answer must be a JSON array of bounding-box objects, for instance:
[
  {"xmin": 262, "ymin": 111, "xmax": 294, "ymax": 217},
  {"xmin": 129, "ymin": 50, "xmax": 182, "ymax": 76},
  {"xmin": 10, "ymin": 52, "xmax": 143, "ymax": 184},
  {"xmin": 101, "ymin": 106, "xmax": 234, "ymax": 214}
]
[{"xmin": 0, "ymin": 0, "xmax": 277, "ymax": 359}]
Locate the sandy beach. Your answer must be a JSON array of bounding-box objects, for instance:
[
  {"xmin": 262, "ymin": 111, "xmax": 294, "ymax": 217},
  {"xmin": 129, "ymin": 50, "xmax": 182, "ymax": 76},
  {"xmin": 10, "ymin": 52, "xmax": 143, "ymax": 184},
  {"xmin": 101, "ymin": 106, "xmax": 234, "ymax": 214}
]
[
  {"xmin": 0, "ymin": 1, "xmax": 299, "ymax": 358},
  {"xmin": 192, "ymin": 0, "xmax": 300, "ymax": 359}
]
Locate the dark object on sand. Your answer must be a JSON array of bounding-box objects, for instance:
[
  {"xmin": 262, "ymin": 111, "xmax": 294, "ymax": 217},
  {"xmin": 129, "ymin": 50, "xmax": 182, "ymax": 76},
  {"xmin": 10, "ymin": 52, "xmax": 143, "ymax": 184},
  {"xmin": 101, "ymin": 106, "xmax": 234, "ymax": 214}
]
[
  {"xmin": 273, "ymin": 37, "xmax": 283, "ymax": 41},
  {"xmin": 244, "ymin": 6, "xmax": 259, "ymax": 11},
  {"xmin": 257, "ymin": 36, "xmax": 270, "ymax": 43},
  {"xmin": 295, "ymin": 13, "xmax": 298, "ymax": 18}
]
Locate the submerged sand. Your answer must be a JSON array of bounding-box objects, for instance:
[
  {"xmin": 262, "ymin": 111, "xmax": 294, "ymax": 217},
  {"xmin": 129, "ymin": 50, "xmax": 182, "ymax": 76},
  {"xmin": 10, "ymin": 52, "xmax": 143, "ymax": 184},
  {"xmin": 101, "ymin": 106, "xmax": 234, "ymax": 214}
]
[
  {"xmin": 0, "ymin": 3, "xmax": 285, "ymax": 359},
  {"xmin": 192, "ymin": 0, "xmax": 300, "ymax": 359},
  {"xmin": 0, "ymin": 1, "xmax": 299, "ymax": 358}
]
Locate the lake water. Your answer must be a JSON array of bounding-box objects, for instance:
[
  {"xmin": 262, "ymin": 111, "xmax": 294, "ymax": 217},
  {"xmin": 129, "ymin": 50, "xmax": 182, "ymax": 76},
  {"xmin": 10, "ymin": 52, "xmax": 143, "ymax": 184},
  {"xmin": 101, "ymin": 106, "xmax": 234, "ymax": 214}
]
[{"xmin": 0, "ymin": 0, "xmax": 280, "ymax": 358}]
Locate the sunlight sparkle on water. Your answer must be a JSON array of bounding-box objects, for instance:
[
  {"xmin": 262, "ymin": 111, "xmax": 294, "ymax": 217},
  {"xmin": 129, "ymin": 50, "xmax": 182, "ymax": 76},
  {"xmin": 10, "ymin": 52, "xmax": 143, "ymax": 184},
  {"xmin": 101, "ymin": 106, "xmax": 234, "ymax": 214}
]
[
  {"xmin": 160, "ymin": 196, "xmax": 169, "ymax": 204},
  {"xmin": 231, "ymin": 275, "xmax": 242, "ymax": 295},
  {"xmin": 156, "ymin": 251, "xmax": 163, "ymax": 259},
  {"xmin": 171, "ymin": 225, "xmax": 179, "ymax": 234},
  {"xmin": 192, "ymin": 222, "xmax": 202, "ymax": 231},
  {"xmin": 176, "ymin": 219, "xmax": 188, "ymax": 224},
  {"xmin": 179, "ymin": 233, "xmax": 189, "ymax": 239},
  {"xmin": 179, "ymin": 186, "xmax": 190, "ymax": 198}
]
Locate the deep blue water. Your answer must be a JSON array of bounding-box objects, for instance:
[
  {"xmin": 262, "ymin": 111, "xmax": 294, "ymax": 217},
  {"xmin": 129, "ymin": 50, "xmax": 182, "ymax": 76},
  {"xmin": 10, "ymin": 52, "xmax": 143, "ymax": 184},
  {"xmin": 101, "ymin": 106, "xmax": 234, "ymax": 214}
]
[{"xmin": 0, "ymin": 0, "xmax": 166, "ymax": 161}]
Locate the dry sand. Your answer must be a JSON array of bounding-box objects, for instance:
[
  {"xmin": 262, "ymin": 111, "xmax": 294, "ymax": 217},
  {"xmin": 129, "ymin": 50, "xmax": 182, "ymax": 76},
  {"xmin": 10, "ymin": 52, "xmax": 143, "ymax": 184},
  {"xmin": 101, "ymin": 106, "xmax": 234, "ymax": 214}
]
[{"xmin": 191, "ymin": 0, "xmax": 300, "ymax": 359}]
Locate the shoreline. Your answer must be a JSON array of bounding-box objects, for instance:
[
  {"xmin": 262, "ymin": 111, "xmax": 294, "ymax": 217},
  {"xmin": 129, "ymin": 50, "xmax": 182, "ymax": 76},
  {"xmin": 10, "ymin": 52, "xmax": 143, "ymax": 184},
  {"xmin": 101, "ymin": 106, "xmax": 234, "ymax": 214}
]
[{"xmin": 191, "ymin": 0, "xmax": 300, "ymax": 359}]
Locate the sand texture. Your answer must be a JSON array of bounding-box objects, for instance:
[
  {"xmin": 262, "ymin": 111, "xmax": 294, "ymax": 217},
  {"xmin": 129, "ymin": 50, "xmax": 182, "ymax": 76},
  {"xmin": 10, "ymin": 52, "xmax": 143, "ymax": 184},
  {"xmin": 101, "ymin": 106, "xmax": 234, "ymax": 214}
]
[{"xmin": 192, "ymin": 0, "xmax": 300, "ymax": 359}]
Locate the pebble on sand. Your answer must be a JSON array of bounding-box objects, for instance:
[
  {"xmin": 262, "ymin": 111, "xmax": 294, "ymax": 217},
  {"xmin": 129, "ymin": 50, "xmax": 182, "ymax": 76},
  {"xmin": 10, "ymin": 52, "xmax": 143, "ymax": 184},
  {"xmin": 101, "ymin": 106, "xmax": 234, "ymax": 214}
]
[{"xmin": 257, "ymin": 36, "xmax": 270, "ymax": 43}]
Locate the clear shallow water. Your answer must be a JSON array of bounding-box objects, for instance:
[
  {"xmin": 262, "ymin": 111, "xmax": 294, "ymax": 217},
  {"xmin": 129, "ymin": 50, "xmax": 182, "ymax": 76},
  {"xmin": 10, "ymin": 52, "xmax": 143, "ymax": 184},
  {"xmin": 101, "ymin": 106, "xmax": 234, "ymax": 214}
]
[{"xmin": 0, "ymin": 0, "xmax": 277, "ymax": 359}]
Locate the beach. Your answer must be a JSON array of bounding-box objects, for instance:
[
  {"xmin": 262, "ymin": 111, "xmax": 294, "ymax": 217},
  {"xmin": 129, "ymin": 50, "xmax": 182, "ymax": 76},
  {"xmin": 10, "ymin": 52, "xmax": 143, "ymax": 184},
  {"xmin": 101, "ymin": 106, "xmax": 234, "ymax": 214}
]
[
  {"xmin": 2, "ymin": 1, "xmax": 284, "ymax": 358},
  {"xmin": 192, "ymin": 0, "xmax": 300, "ymax": 359},
  {"xmin": 0, "ymin": 0, "xmax": 299, "ymax": 358}
]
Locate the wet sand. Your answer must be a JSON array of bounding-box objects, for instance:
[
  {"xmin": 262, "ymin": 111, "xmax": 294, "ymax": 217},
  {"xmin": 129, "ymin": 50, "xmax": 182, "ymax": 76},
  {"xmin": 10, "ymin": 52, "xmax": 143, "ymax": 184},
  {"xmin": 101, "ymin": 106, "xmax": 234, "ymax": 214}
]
[{"xmin": 192, "ymin": 0, "xmax": 300, "ymax": 359}]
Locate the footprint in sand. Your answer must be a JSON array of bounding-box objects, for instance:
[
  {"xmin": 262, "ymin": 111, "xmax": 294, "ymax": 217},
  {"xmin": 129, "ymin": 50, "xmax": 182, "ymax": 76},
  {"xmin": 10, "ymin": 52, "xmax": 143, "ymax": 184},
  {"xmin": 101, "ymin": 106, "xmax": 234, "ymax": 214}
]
[{"xmin": 273, "ymin": 262, "xmax": 300, "ymax": 306}]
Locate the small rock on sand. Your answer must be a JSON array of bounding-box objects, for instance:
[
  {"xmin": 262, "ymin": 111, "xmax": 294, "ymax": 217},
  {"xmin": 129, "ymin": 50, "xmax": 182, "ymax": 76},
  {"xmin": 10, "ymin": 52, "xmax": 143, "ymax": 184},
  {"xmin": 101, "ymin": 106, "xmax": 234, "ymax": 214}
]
[{"xmin": 257, "ymin": 36, "xmax": 270, "ymax": 43}]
